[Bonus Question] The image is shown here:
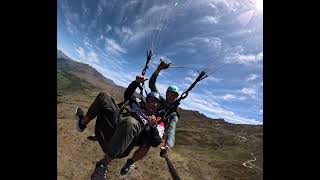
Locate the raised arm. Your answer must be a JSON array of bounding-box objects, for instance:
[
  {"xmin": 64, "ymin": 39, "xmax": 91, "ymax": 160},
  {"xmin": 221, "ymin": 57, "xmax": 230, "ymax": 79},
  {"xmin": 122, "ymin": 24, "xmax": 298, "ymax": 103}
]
[
  {"xmin": 124, "ymin": 75, "xmax": 147, "ymax": 101},
  {"xmin": 149, "ymin": 59, "xmax": 171, "ymax": 92}
]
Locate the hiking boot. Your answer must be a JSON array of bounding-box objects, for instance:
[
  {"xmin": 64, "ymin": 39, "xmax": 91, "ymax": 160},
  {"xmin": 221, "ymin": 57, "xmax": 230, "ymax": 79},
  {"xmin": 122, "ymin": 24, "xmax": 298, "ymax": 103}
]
[
  {"xmin": 120, "ymin": 159, "xmax": 135, "ymax": 175},
  {"xmin": 91, "ymin": 161, "xmax": 108, "ymax": 180},
  {"xmin": 75, "ymin": 107, "xmax": 86, "ymax": 132}
]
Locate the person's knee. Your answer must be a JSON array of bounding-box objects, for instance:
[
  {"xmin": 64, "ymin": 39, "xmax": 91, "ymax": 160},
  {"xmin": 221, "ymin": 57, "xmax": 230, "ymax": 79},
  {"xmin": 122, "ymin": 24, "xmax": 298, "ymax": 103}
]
[
  {"xmin": 125, "ymin": 117, "xmax": 141, "ymax": 132},
  {"xmin": 98, "ymin": 91, "xmax": 111, "ymax": 99}
]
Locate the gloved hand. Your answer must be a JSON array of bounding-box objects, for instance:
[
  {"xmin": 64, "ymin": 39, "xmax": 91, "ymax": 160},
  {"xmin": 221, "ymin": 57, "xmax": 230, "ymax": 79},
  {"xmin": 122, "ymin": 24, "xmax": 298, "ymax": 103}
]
[
  {"xmin": 135, "ymin": 75, "xmax": 148, "ymax": 83},
  {"xmin": 147, "ymin": 115, "xmax": 157, "ymax": 128},
  {"xmin": 158, "ymin": 59, "xmax": 171, "ymax": 70}
]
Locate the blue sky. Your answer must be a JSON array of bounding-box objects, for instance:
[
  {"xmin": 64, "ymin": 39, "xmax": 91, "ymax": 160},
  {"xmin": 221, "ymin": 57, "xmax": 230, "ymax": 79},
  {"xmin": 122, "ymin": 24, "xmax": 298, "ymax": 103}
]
[{"xmin": 57, "ymin": 0, "xmax": 263, "ymax": 125}]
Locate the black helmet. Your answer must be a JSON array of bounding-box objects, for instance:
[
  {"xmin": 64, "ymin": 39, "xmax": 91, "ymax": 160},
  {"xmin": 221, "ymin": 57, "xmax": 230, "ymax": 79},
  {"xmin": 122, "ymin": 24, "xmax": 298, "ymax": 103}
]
[{"xmin": 146, "ymin": 92, "xmax": 161, "ymax": 101}]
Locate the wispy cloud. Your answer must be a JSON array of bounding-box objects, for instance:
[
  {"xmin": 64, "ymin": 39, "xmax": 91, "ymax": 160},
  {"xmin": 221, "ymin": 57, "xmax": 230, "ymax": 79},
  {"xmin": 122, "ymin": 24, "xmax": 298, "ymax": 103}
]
[
  {"xmin": 58, "ymin": 0, "xmax": 262, "ymax": 124},
  {"xmin": 185, "ymin": 77, "xmax": 193, "ymax": 83},
  {"xmin": 116, "ymin": 0, "xmax": 139, "ymax": 24},
  {"xmin": 224, "ymin": 29, "xmax": 254, "ymax": 38},
  {"xmin": 222, "ymin": 94, "xmax": 246, "ymax": 101},
  {"xmin": 114, "ymin": 26, "xmax": 134, "ymax": 43},
  {"xmin": 105, "ymin": 24, "xmax": 112, "ymax": 33},
  {"xmin": 179, "ymin": 90, "xmax": 261, "ymax": 124},
  {"xmin": 182, "ymin": 70, "xmax": 200, "ymax": 86},
  {"xmin": 180, "ymin": 91, "xmax": 261, "ymax": 124},
  {"xmin": 126, "ymin": 4, "xmax": 174, "ymax": 45},
  {"xmin": 235, "ymin": 9, "xmax": 255, "ymax": 26},
  {"xmin": 225, "ymin": 51, "xmax": 262, "ymax": 65},
  {"xmin": 61, "ymin": 0, "xmax": 80, "ymax": 35},
  {"xmin": 91, "ymin": 64, "xmax": 138, "ymax": 87},
  {"xmin": 84, "ymin": 36, "xmax": 94, "ymax": 48},
  {"xmin": 241, "ymin": 87, "xmax": 257, "ymax": 98},
  {"xmin": 197, "ymin": 15, "xmax": 221, "ymax": 25},
  {"xmin": 75, "ymin": 46, "xmax": 99, "ymax": 63},
  {"xmin": 87, "ymin": 51, "xmax": 98, "ymax": 63},
  {"xmin": 176, "ymin": 36, "xmax": 221, "ymax": 49},
  {"xmin": 246, "ymin": 74, "xmax": 258, "ymax": 81},
  {"xmin": 206, "ymin": 76, "xmax": 222, "ymax": 83},
  {"xmin": 81, "ymin": 0, "xmax": 89, "ymax": 16},
  {"xmin": 75, "ymin": 47, "xmax": 85, "ymax": 60},
  {"xmin": 256, "ymin": 51, "xmax": 263, "ymax": 61},
  {"xmin": 174, "ymin": 36, "xmax": 222, "ymax": 58},
  {"xmin": 223, "ymin": 94, "xmax": 236, "ymax": 100},
  {"xmin": 96, "ymin": 0, "xmax": 112, "ymax": 17},
  {"xmin": 105, "ymin": 37, "xmax": 127, "ymax": 55}
]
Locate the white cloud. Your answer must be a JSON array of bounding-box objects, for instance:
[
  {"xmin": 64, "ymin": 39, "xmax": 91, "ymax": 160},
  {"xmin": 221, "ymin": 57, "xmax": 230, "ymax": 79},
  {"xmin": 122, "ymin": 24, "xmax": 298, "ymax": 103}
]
[
  {"xmin": 218, "ymin": 114, "xmax": 262, "ymax": 125},
  {"xmin": 181, "ymin": 97, "xmax": 233, "ymax": 116},
  {"xmin": 223, "ymin": 94, "xmax": 236, "ymax": 100},
  {"xmin": 117, "ymin": 0, "xmax": 139, "ymax": 24},
  {"xmin": 84, "ymin": 36, "xmax": 94, "ymax": 48},
  {"xmin": 220, "ymin": 93, "xmax": 246, "ymax": 101},
  {"xmin": 96, "ymin": 0, "xmax": 110, "ymax": 17},
  {"xmin": 181, "ymin": 70, "xmax": 200, "ymax": 87},
  {"xmin": 126, "ymin": 5, "xmax": 173, "ymax": 45},
  {"xmin": 236, "ymin": 9, "xmax": 255, "ymax": 26},
  {"xmin": 206, "ymin": 76, "xmax": 222, "ymax": 83},
  {"xmin": 75, "ymin": 47, "xmax": 85, "ymax": 60},
  {"xmin": 246, "ymin": 74, "xmax": 258, "ymax": 81},
  {"xmin": 61, "ymin": 1, "xmax": 80, "ymax": 34},
  {"xmin": 241, "ymin": 87, "xmax": 256, "ymax": 98},
  {"xmin": 177, "ymin": 36, "xmax": 221, "ymax": 49},
  {"xmin": 105, "ymin": 38, "xmax": 127, "ymax": 55},
  {"xmin": 239, "ymin": 54, "xmax": 256, "ymax": 62},
  {"xmin": 185, "ymin": 77, "xmax": 193, "ymax": 83},
  {"xmin": 256, "ymin": 51, "xmax": 263, "ymax": 61},
  {"xmin": 209, "ymin": 2, "xmax": 217, "ymax": 9},
  {"xmin": 105, "ymin": 25, "xmax": 112, "ymax": 33},
  {"xmin": 114, "ymin": 26, "xmax": 134, "ymax": 43},
  {"xmin": 225, "ymin": 51, "xmax": 262, "ymax": 65},
  {"xmin": 182, "ymin": 92, "xmax": 220, "ymax": 107},
  {"xmin": 87, "ymin": 51, "xmax": 98, "ymax": 63},
  {"xmin": 91, "ymin": 63, "xmax": 136, "ymax": 87},
  {"xmin": 197, "ymin": 76, "xmax": 222, "ymax": 86},
  {"xmin": 75, "ymin": 46, "xmax": 99, "ymax": 63},
  {"xmin": 200, "ymin": 16, "xmax": 220, "ymax": 24},
  {"xmin": 122, "ymin": 27, "xmax": 133, "ymax": 35},
  {"xmin": 181, "ymin": 83, "xmax": 191, "ymax": 89},
  {"xmin": 174, "ymin": 36, "xmax": 222, "ymax": 56},
  {"xmin": 224, "ymin": 29, "xmax": 253, "ymax": 38},
  {"xmin": 81, "ymin": 0, "xmax": 89, "ymax": 15},
  {"xmin": 179, "ymin": 91, "xmax": 262, "ymax": 124}
]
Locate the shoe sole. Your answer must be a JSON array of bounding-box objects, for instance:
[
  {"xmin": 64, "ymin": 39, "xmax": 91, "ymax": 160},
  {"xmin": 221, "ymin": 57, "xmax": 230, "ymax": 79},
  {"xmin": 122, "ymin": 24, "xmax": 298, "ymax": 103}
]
[
  {"xmin": 75, "ymin": 107, "xmax": 84, "ymax": 132},
  {"xmin": 87, "ymin": 135, "xmax": 99, "ymax": 141},
  {"xmin": 120, "ymin": 165, "xmax": 135, "ymax": 176}
]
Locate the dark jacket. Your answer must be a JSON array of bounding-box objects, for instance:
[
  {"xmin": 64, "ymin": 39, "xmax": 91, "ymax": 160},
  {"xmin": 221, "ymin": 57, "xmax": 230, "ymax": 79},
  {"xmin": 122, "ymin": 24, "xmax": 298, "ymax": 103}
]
[{"xmin": 123, "ymin": 80, "xmax": 162, "ymax": 147}]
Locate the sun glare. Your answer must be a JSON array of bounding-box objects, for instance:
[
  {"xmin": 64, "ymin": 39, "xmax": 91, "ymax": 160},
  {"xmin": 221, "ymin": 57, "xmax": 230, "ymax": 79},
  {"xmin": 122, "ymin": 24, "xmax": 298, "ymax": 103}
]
[{"xmin": 256, "ymin": 0, "xmax": 263, "ymax": 12}]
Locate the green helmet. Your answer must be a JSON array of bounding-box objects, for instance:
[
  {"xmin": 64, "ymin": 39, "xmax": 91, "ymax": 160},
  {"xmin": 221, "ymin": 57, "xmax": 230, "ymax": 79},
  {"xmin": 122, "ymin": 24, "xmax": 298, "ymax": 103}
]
[{"xmin": 166, "ymin": 85, "xmax": 179, "ymax": 95}]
